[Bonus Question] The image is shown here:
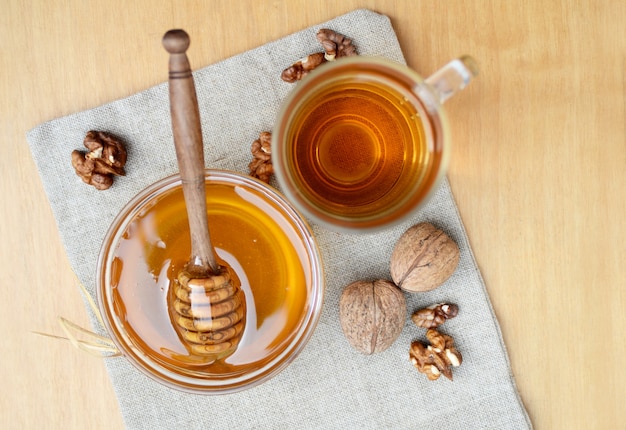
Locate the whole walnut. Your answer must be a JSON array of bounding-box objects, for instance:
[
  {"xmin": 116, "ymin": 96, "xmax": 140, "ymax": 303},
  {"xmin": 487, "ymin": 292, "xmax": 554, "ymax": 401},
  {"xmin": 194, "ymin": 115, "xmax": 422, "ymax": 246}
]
[
  {"xmin": 390, "ymin": 223, "xmax": 460, "ymax": 292},
  {"xmin": 339, "ymin": 279, "xmax": 406, "ymax": 354}
]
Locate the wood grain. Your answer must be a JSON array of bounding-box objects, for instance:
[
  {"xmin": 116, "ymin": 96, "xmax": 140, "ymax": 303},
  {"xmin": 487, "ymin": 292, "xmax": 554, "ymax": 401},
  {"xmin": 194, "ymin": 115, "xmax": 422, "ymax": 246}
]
[
  {"xmin": 1, "ymin": 1, "xmax": 624, "ymax": 428},
  {"xmin": 164, "ymin": 29, "xmax": 219, "ymax": 274}
]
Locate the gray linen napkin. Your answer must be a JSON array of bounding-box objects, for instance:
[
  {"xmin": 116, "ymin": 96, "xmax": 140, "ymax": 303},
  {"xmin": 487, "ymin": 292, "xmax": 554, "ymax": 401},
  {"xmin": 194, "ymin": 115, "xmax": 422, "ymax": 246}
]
[{"xmin": 27, "ymin": 9, "xmax": 531, "ymax": 430}]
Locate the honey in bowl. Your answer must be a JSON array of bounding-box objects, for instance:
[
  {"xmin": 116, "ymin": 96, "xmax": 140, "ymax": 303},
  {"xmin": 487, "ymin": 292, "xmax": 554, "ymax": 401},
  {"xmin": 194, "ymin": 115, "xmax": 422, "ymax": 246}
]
[{"xmin": 97, "ymin": 171, "xmax": 324, "ymax": 393}]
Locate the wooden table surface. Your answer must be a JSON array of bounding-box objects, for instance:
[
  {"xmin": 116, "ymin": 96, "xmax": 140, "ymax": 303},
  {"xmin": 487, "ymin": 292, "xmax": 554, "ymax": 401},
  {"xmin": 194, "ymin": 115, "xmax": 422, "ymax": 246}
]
[{"xmin": 1, "ymin": 1, "xmax": 624, "ymax": 428}]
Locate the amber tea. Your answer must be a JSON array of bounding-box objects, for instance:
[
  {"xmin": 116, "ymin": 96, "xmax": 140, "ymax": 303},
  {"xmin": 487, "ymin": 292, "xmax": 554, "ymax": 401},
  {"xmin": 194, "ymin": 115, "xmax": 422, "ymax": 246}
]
[
  {"xmin": 290, "ymin": 80, "xmax": 434, "ymax": 213},
  {"xmin": 273, "ymin": 56, "xmax": 478, "ymax": 231}
]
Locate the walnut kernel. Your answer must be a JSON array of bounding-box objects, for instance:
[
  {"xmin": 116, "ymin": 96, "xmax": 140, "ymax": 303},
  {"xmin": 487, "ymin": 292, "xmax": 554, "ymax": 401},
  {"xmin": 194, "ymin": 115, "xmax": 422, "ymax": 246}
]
[
  {"xmin": 71, "ymin": 130, "xmax": 127, "ymax": 190},
  {"xmin": 409, "ymin": 329, "xmax": 462, "ymax": 381},
  {"xmin": 411, "ymin": 303, "xmax": 458, "ymax": 329},
  {"xmin": 281, "ymin": 52, "xmax": 326, "ymax": 83},
  {"xmin": 316, "ymin": 28, "xmax": 357, "ymax": 60},
  {"xmin": 248, "ymin": 131, "xmax": 274, "ymax": 183},
  {"xmin": 281, "ymin": 29, "xmax": 357, "ymax": 83}
]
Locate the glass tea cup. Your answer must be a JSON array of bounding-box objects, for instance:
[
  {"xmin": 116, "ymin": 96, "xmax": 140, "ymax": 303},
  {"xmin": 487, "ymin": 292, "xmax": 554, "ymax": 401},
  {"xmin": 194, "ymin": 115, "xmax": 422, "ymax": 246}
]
[
  {"xmin": 272, "ymin": 55, "xmax": 478, "ymax": 232},
  {"xmin": 96, "ymin": 170, "xmax": 324, "ymax": 394}
]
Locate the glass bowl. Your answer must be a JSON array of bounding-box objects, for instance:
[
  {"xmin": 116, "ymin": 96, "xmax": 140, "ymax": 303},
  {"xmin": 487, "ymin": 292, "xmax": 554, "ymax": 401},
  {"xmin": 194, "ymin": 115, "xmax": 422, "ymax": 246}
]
[{"xmin": 96, "ymin": 170, "xmax": 324, "ymax": 394}]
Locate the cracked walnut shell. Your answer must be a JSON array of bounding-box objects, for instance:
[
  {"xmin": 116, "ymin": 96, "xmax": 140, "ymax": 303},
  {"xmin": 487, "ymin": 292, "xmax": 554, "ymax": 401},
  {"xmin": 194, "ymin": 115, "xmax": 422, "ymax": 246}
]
[
  {"xmin": 390, "ymin": 223, "xmax": 460, "ymax": 292},
  {"xmin": 339, "ymin": 279, "xmax": 406, "ymax": 355}
]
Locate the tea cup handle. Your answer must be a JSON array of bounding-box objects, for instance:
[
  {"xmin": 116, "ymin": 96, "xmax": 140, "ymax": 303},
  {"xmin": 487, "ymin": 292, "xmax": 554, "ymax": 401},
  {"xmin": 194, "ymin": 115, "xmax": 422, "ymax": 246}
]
[{"xmin": 424, "ymin": 55, "xmax": 479, "ymax": 104}]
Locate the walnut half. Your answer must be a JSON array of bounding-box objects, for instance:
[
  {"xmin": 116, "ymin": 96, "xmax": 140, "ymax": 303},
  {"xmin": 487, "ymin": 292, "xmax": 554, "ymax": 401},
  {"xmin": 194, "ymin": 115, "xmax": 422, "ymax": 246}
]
[
  {"xmin": 411, "ymin": 303, "xmax": 458, "ymax": 329},
  {"xmin": 71, "ymin": 131, "xmax": 127, "ymax": 190}
]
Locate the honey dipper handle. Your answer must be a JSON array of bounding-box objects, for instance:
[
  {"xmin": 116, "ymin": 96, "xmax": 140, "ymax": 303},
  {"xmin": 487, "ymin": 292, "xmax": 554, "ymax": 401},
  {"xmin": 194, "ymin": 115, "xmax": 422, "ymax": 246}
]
[{"xmin": 163, "ymin": 29, "xmax": 219, "ymax": 274}]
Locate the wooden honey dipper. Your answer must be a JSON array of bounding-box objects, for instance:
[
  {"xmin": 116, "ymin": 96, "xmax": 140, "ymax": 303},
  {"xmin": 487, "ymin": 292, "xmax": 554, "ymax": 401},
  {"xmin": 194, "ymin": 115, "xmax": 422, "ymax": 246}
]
[{"xmin": 163, "ymin": 29, "xmax": 245, "ymax": 360}]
